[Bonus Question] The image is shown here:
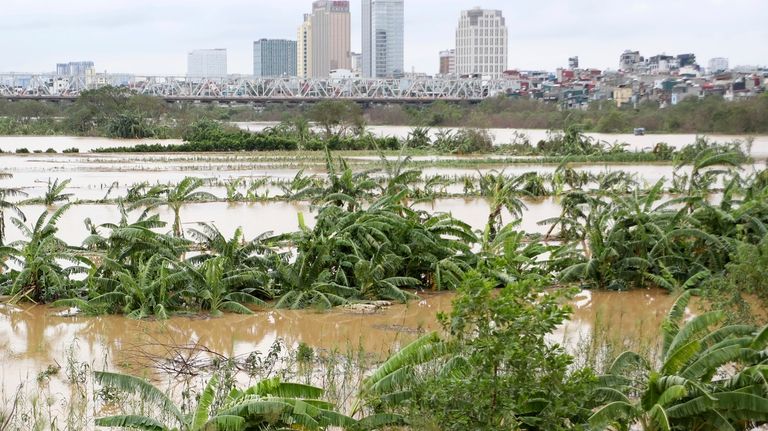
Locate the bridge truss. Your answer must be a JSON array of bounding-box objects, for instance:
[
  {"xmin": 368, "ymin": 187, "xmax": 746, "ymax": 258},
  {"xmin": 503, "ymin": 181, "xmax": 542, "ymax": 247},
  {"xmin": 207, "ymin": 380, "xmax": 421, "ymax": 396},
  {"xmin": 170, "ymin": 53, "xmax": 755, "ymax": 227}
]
[{"xmin": 0, "ymin": 74, "xmax": 516, "ymax": 102}]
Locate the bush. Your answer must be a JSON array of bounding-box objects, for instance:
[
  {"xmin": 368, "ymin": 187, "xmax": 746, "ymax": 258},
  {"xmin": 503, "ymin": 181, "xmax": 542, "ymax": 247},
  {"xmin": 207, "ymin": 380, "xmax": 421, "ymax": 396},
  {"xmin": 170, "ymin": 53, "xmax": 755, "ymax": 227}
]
[
  {"xmin": 45, "ymin": 148, "xmax": 57, "ymax": 153},
  {"xmin": 433, "ymin": 128, "xmax": 494, "ymax": 154},
  {"xmin": 726, "ymin": 237, "xmax": 768, "ymax": 298},
  {"xmin": 62, "ymin": 147, "xmax": 80, "ymax": 153},
  {"xmin": 15, "ymin": 148, "xmax": 30, "ymax": 154},
  {"xmin": 406, "ymin": 273, "xmax": 596, "ymax": 429}
]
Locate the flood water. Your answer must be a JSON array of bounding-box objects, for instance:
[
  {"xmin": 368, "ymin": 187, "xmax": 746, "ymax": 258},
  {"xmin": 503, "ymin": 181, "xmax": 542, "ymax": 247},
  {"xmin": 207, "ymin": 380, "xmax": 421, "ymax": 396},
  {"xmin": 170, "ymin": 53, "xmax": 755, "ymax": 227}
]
[
  {"xmin": 237, "ymin": 122, "xmax": 768, "ymax": 159},
  {"xmin": 1, "ymin": 127, "xmax": 767, "ymax": 159},
  {"xmin": 2, "ymin": 197, "xmax": 558, "ymax": 246},
  {"xmin": 0, "ymin": 135, "xmax": 764, "ymax": 411},
  {"xmin": 0, "ymin": 288, "xmax": 682, "ymax": 396}
]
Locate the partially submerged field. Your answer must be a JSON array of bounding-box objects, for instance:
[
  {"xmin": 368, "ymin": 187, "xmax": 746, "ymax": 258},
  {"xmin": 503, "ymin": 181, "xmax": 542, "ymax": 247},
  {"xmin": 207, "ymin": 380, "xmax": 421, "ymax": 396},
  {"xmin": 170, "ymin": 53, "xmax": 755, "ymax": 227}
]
[{"xmin": 2, "ymin": 130, "xmax": 768, "ymax": 430}]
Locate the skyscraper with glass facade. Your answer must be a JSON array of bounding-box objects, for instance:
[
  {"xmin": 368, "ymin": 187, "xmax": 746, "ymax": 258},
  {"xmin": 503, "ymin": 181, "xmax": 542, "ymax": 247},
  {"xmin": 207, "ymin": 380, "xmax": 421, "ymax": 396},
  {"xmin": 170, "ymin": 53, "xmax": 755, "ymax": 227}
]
[
  {"xmin": 362, "ymin": 0, "xmax": 404, "ymax": 78},
  {"xmin": 253, "ymin": 39, "xmax": 297, "ymax": 77}
]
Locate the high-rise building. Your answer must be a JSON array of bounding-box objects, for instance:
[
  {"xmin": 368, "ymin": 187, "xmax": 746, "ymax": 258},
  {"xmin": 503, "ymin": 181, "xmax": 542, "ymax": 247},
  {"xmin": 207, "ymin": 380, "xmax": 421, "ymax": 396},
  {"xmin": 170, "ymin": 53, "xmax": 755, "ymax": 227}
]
[
  {"xmin": 455, "ymin": 8, "xmax": 508, "ymax": 78},
  {"xmin": 309, "ymin": 1, "xmax": 351, "ymax": 77},
  {"xmin": 708, "ymin": 57, "xmax": 729, "ymax": 74},
  {"xmin": 361, "ymin": 0, "xmax": 404, "ymax": 78},
  {"xmin": 439, "ymin": 49, "xmax": 456, "ymax": 76},
  {"xmin": 568, "ymin": 56, "xmax": 579, "ymax": 69},
  {"xmin": 56, "ymin": 61, "xmax": 95, "ymax": 76},
  {"xmin": 253, "ymin": 39, "xmax": 297, "ymax": 77},
  {"xmin": 187, "ymin": 49, "xmax": 227, "ymax": 78},
  {"xmin": 297, "ymin": 14, "xmax": 313, "ymax": 78},
  {"xmin": 350, "ymin": 52, "xmax": 363, "ymax": 75}
]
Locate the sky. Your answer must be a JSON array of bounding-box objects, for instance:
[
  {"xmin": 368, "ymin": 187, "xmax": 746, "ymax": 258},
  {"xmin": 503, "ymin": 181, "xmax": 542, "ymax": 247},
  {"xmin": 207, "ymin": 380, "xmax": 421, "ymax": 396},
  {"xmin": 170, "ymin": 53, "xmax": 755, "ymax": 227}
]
[{"xmin": 1, "ymin": 0, "xmax": 766, "ymax": 76}]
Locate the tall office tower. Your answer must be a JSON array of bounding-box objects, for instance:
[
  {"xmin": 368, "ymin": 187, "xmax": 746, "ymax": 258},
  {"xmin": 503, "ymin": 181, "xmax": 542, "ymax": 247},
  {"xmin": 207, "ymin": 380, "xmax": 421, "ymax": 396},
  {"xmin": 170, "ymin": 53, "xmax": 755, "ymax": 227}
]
[
  {"xmin": 361, "ymin": 0, "xmax": 404, "ymax": 78},
  {"xmin": 297, "ymin": 14, "xmax": 313, "ymax": 78},
  {"xmin": 455, "ymin": 8, "xmax": 508, "ymax": 78},
  {"xmin": 439, "ymin": 49, "xmax": 456, "ymax": 76},
  {"xmin": 254, "ymin": 39, "xmax": 297, "ymax": 77},
  {"xmin": 309, "ymin": 1, "xmax": 351, "ymax": 77},
  {"xmin": 56, "ymin": 61, "xmax": 95, "ymax": 76},
  {"xmin": 187, "ymin": 49, "xmax": 227, "ymax": 78}
]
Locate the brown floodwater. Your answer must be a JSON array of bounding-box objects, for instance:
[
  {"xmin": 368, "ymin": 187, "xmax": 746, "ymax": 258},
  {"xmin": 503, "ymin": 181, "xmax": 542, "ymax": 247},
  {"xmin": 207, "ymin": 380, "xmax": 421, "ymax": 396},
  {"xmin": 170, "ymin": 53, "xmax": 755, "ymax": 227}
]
[
  {"xmin": 0, "ymin": 288, "xmax": 684, "ymax": 395},
  {"xmin": 2, "ymin": 197, "xmax": 561, "ymax": 246}
]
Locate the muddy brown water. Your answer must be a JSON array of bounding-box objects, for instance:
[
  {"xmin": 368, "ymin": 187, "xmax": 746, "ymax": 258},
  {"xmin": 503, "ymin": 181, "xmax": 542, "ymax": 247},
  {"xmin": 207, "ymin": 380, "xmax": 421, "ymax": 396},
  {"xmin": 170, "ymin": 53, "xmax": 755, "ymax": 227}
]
[
  {"xmin": 1, "ymin": 289, "xmax": 681, "ymax": 395},
  {"xmin": 2, "ymin": 198, "xmax": 557, "ymax": 246}
]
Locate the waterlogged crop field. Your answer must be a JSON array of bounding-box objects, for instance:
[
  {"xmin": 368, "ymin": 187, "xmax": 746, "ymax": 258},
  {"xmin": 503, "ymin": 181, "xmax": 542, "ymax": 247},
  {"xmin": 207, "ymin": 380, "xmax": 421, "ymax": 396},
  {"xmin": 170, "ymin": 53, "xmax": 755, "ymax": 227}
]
[{"xmin": 1, "ymin": 133, "xmax": 768, "ymax": 430}]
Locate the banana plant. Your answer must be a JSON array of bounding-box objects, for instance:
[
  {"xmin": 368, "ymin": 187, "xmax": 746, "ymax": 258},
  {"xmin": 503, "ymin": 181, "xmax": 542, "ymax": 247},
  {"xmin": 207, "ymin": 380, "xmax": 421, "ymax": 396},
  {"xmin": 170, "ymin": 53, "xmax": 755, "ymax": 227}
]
[
  {"xmin": 95, "ymin": 372, "xmax": 356, "ymax": 431},
  {"xmin": 589, "ymin": 290, "xmax": 768, "ymax": 430},
  {"xmin": 0, "ymin": 172, "xmax": 26, "ymax": 246}
]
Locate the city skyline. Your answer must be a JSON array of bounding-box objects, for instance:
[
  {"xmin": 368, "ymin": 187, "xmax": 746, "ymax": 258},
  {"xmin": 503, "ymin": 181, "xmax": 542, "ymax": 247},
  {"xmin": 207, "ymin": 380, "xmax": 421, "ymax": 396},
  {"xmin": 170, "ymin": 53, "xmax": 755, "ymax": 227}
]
[{"xmin": 1, "ymin": 0, "xmax": 766, "ymax": 75}]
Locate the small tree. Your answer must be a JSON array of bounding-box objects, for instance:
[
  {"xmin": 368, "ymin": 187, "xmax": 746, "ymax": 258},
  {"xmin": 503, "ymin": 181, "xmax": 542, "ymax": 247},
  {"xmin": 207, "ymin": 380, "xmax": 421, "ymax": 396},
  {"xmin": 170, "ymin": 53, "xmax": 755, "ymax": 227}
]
[
  {"xmin": 309, "ymin": 100, "xmax": 363, "ymax": 138},
  {"xmin": 358, "ymin": 272, "xmax": 596, "ymax": 430}
]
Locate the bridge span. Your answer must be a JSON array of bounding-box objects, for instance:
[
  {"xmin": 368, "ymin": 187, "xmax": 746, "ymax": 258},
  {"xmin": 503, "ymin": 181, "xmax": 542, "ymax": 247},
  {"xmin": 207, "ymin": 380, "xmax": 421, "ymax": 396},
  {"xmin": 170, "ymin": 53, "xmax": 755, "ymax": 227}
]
[{"xmin": 0, "ymin": 74, "xmax": 515, "ymax": 103}]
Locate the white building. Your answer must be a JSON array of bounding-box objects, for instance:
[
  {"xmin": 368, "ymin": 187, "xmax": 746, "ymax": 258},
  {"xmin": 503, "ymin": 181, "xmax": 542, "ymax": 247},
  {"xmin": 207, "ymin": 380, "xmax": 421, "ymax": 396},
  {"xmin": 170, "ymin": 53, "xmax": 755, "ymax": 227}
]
[
  {"xmin": 187, "ymin": 49, "xmax": 227, "ymax": 78},
  {"xmin": 708, "ymin": 57, "xmax": 729, "ymax": 74},
  {"xmin": 297, "ymin": 14, "xmax": 313, "ymax": 78},
  {"xmin": 455, "ymin": 8, "xmax": 508, "ymax": 78},
  {"xmin": 362, "ymin": 0, "xmax": 404, "ymax": 78},
  {"xmin": 350, "ymin": 52, "xmax": 362, "ymax": 75}
]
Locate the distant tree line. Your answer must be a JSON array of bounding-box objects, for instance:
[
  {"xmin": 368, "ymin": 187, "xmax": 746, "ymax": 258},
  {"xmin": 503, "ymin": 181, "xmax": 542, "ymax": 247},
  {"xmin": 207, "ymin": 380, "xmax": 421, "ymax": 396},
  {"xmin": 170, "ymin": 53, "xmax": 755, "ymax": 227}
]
[{"xmin": 0, "ymin": 87, "xmax": 766, "ymax": 138}]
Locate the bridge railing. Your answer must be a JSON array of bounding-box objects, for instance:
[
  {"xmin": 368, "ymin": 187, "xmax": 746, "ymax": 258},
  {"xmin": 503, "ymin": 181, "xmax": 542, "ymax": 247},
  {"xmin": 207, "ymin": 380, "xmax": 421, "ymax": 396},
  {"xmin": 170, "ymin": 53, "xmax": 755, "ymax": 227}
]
[{"xmin": 0, "ymin": 74, "xmax": 517, "ymax": 101}]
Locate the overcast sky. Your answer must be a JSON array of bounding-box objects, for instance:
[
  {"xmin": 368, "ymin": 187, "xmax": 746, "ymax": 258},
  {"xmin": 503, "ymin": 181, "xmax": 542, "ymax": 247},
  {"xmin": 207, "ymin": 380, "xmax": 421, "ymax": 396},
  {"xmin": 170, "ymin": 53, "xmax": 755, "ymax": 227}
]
[{"xmin": 1, "ymin": 0, "xmax": 766, "ymax": 75}]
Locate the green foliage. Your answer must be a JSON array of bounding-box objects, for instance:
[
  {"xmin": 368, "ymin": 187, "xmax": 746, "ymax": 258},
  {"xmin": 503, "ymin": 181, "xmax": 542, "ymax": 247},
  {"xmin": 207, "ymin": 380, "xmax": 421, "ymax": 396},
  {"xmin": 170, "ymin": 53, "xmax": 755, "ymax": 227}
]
[
  {"xmin": 590, "ymin": 290, "xmax": 768, "ymax": 430},
  {"xmin": 725, "ymin": 236, "xmax": 768, "ymax": 299},
  {"xmin": 309, "ymin": 100, "xmax": 364, "ymax": 138},
  {"xmin": 0, "ymin": 173, "xmax": 27, "ymax": 246},
  {"xmin": 556, "ymin": 155, "xmax": 767, "ymax": 292},
  {"xmin": 359, "ymin": 273, "xmax": 596, "ymax": 430},
  {"xmin": 130, "ymin": 177, "xmax": 217, "ymax": 237},
  {"xmin": 1, "ymin": 91, "xmax": 767, "ymax": 140},
  {"xmin": 1, "ymin": 204, "xmax": 79, "ymax": 303},
  {"xmin": 95, "ymin": 372, "xmax": 354, "ymax": 431},
  {"xmin": 596, "ymin": 110, "xmax": 630, "ymax": 133},
  {"xmin": 275, "ymin": 189, "xmax": 475, "ymax": 309},
  {"xmin": 432, "ymin": 128, "xmax": 494, "ymax": 154},
  {"xmin": 106, "ymin": 111, "xmax": 155, "ymax": 138}
]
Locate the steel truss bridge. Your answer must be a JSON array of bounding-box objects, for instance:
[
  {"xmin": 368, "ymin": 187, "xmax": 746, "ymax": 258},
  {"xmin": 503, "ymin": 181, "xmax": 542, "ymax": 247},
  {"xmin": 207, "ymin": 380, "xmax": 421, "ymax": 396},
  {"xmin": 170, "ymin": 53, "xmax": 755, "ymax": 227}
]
[{"xmin": 0, "ymin": 73, "xmax": 515, "ymax": 103}]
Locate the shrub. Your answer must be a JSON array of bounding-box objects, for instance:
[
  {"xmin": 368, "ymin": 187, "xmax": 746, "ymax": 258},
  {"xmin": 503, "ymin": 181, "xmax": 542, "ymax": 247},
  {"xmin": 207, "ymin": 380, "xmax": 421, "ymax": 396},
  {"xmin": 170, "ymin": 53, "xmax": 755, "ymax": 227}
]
[{"xmin": 726, "ymin": 237, "xmax": 768, "ymax": 299}]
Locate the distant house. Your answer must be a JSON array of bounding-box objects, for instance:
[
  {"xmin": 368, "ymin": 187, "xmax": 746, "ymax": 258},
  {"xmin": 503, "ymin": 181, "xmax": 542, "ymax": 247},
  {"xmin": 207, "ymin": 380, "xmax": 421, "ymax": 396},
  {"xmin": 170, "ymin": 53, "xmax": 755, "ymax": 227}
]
[{"xmin": 613, "ymin": 85, "xmax": 633, "ymax": 107}]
